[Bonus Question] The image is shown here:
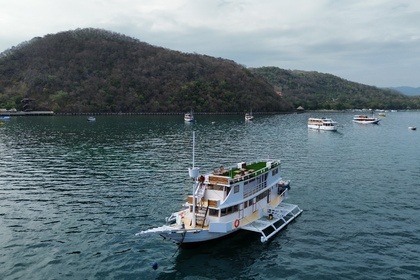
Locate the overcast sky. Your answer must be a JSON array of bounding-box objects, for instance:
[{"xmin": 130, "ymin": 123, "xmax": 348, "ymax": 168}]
[{"xmin": 1, "ymin": 0, "xmax": 420, "ymax": 87}]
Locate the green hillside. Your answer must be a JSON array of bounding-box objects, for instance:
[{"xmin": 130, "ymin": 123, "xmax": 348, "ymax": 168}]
[
  {"xmin": 251, "ymin": 67, "xmax": 420, "ymax": 110},
  {"xmin": 1, "ymin": 28, "xmax": 418, "ymax": 113},
  {"xmin": 0, "ymin": 28, "xmax": 292, "ymax": 113}
]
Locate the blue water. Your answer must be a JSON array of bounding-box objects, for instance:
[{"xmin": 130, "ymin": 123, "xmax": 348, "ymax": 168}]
[{"xmin": 0, "ymin": 112, "xmax": 419, "ymax": 279}]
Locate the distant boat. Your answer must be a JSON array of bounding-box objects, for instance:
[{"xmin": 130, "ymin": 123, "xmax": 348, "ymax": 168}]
[
  {"xmin": 245, "ymin": 111, "xmax": 254, "ymax": 121},
  {"xmin": 353, "ymin": 115, "xmax": 380, "ymax": 124},
  {"xmin": 408, "ymin": 126, "xmax": 416, "ymax": 130},
  {"xmin": 184, "ymin": 111, "xmax": 194, "ymax": 122},
  {"xmin": 308, "ymin": 118, "xmax": 338, "ymax": 131},
  {"xmin": 0, "ymin": 116, "xmax": 11, "ymax": 120},
  {"xmin": 87, "ymin": 116, "xmax": 96, "ymax": 122}
]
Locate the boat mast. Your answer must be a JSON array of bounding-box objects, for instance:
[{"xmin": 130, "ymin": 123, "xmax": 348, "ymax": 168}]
[
  {"xmin": 192, "ymin": 131, "xmax": 195, "ymax": 168},
  {"xmin": 188, "ymin": 131, "xmax": 199, "ymax": 227}
]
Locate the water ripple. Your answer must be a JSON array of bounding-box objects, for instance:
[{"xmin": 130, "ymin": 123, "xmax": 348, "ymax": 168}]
[{"xmin": 1, "ymin": 113, "xmax": 420, "ymax": 279}]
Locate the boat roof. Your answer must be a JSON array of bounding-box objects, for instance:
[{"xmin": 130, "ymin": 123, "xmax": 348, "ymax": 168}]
[
  {"xmin": 207, "ymin": 160, "xmax": 280, "ymax": 186},
  {"xmin": 308, "ymin": 117, "xmax": 336, "ymax": 123}
]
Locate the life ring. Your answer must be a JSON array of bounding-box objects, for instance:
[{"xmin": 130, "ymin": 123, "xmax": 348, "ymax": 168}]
[{"xmin": 234, "ymin": 219, "xmax": 240, "ymax": 228}]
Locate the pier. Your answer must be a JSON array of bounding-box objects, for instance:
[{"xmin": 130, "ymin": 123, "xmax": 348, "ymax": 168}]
[{"xmin": 0, "ymin": 111, "xmax": 54, "ymax": 116}]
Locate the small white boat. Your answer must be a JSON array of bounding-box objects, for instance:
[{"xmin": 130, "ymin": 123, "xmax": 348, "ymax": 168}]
[
  {"xmin": 245, "ymin": 112, "xmax": 254, "ymax": 121},
  {"xmin": 353, "ymin": 115, "xmax": 380, "ymax": 124},
  {"xmin": 184, "ymin": 111, "xmax": 194, "ymax": 122},
  {"xmin": 0, "ymin": 116, "xmax": 11, "ymax": 120},
  {"xmin": 308, "ymin": 118, "xmax": 338, "ymax": 131},
  {"xmin": 137, "ymin": 132, "xmax": 302, "ymax": 245},
  {"xmin": 87, "ymin": 116, "xmax": 96, "ymax": 122},
  {"xmin": 408, "ymin": 126, "xmax": 416, "ymax": 130}
]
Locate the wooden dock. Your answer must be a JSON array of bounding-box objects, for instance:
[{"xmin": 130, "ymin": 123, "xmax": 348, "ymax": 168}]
[{"xmin": 0, "ymin": 111, "xmax": 54, "ymax": 116}]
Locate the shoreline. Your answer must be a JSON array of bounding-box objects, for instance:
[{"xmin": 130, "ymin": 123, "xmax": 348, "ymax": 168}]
[{"xmin": 1, "ymin": 111, "xmax": 295, "ymax": 116}]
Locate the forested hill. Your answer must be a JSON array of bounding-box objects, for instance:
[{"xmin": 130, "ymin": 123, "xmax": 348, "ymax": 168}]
[
  {"xmin": 251, "ymin": 67, "xmax": 420, "ymax": 110},
  {"xmin": 0, "ymin": 28, "xmax": 292, "ymax": 113}
]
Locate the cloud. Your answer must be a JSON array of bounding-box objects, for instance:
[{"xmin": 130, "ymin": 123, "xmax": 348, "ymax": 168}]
[{"xmin": 1, "ymin": 0, "xmax": 420, "ymax": 87}]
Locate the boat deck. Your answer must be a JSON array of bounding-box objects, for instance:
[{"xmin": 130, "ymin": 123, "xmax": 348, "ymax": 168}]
[{"xmin": 241, "ymin": 203, "xmax": 303, "ymax": 242}]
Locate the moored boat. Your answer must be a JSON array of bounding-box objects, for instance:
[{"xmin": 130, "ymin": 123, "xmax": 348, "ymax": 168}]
[
  {"xmin": 137, "ymin": 132, "xmax": 302, "ymax": 245},
  {"xmin": 245, "ymin": 111, "xmax": 254, "ymax": 121},
  {"xmin": 184, "ymin": 111, "xmax": 194, "ymax": 122},
  {"xmin": 353, "ymin": 115, "xmax": 380, "ymax": 124},
  {"xmin": 308, "ymin": 118, "xmax": 338, "ymax": 131},
  {"xmin": 87, "ymin": 116, "xmax": 96, "ymax": 122}
]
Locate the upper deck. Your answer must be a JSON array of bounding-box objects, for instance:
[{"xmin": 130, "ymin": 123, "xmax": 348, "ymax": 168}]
[{"xmin": 207, "ymin": 160, "xmax": 280, "ymax": 186}]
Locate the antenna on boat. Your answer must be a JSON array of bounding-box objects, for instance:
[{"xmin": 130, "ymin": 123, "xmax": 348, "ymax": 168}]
[
  {"xmin": 189, "ymin": 131, "xmax": 199, "ymax": 178},
  {"xmin": 188, "ymin": 131, "xmax": 199, "ymax": 227},
  {"xmin": 192, "ymin": 131, "xmax": 195, "ymax": 168}
]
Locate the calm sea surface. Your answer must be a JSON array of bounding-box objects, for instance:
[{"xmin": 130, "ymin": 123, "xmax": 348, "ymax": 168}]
[{"xmin": 1, "ymin": 112, "xmax": 419, "ymax": 280}]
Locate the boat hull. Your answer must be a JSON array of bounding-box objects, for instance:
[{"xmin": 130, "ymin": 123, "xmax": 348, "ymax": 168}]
[
  {"xmin": 353, "ymin": 119, "xmax": 380, "ymax": 124},
  {"xmin": 353, "ymin": 115, "xmax": 380, "ymax": 124},
  {"xmin": 308, "ymin": 124, "xmax": 337, "ymax": 131},
  {"xmin": 152, "ymin": 202, "xmax": 303, "ymax": 245},
  {"xmin": 160, "ymin": 228, "xmax": 237, "ymax": 244}
]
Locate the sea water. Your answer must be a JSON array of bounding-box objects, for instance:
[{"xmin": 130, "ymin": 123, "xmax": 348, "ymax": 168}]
[{"xmin": 0, "ymin": 112, "xmax": 419, "ymax": 279}]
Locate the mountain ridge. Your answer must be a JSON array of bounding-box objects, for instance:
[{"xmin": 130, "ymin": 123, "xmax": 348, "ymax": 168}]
[
  {"xmin": 1, "ymin": 28, "xmax": 419, "ymax": 112},
  {"xmin": 390, "ymin": 86, "xmax": 420, "ymax": 96},
  {"xmin": 250, "ymin": 67, "xmax": 419, "ymax": 110},
  {"xmin": 0, "ymin": 28, "xmax": 292, "ymax": 113}
]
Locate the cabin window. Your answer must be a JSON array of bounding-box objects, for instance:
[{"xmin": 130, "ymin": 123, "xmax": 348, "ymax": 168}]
[
  {"xmin": 209, "ymin": 209, "xmax": 219, "ymax": 217},
  {"xmin": 243, "ymin": 177, "xmax": 267, "ymax": 198},
  {"xmin": 272, "ymin": 168, "xmax": 278, "ymax": 176},
  {"xmin": 249, "ymin": 198, "xmax": 254, "ymax": 206},
  {"xmin": 244, "ymin": 201, "xmax": 248, "ymax": 208},
  {"xmin": 256, "ymin": 190, "xmax": 269, "ymax": 202},
  {"xmin": 220, "ymin": 204, "xmax": 240, "ymax": 216},
  {"xmin": 234, "ymin": 185, "xmax": 239, "ymax": 193}
]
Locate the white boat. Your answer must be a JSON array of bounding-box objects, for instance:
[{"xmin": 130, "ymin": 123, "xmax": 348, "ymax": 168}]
[
  {"xmin": 137, "ymin": 132, "xmax": 302, "ymax": 245},
  {"xmin": 308, "ymin": 118, "xmax": 338, "ymax": 131},
  {"xmin": 353, "ymin": 115, "xmax": 380, "ymax": 124},
  {"xmin": 0, "ymin": 116, "xmax": 11, "ymax": 120},
  {"xmin": 408, "ymin": 126, "xmax": 416, "ymax": 131},
  {"xmin": 184, "ymin": 111, "xmax": 194, "ymax": 122},
  {"xmin": 245, "ymin": 111, "xmax": 254, "ymax": 121},
  {"xmin": 87, "ymin": 116, "xmax": 96, "ymax": 122}
]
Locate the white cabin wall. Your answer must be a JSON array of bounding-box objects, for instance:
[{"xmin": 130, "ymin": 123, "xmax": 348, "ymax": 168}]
[
  {"xmin": 205, "ymin": 189, "xmax": 225, "ymax": 201},
  {"xmin": 221, "ymin": 183, "xmax": 243, "ymax": 205}
]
